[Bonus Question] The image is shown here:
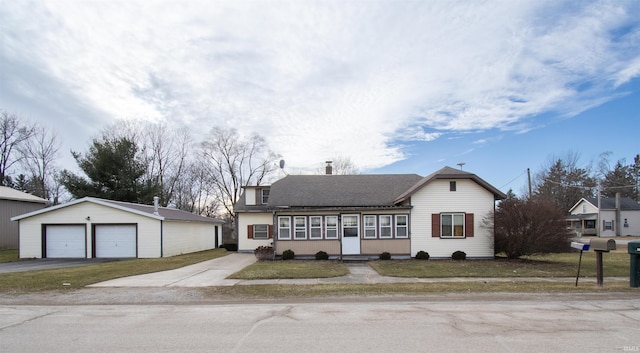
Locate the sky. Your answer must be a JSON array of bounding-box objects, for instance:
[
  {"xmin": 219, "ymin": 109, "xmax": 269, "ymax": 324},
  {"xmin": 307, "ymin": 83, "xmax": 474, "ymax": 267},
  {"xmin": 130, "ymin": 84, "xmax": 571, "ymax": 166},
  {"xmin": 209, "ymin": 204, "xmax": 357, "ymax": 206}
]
[{"xmin": 1, "ymin": 0, "xmax": 639, "ymax": 196}]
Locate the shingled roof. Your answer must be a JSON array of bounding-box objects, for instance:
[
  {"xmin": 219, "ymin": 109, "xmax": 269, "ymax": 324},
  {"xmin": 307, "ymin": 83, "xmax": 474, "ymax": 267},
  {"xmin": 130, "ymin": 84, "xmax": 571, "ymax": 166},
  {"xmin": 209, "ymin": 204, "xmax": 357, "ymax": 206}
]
[{"xmin": 266, "ymin": 174, "xmax": 424, "ymax": 208}]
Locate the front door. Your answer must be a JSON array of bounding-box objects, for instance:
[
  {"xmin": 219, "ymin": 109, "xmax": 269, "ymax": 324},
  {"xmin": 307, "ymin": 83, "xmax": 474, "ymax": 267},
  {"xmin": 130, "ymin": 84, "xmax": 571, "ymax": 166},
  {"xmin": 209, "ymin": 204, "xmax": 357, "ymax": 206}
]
[{"xmin": 341, "ymin": 214, "xmax": 360, "ymax": 255}]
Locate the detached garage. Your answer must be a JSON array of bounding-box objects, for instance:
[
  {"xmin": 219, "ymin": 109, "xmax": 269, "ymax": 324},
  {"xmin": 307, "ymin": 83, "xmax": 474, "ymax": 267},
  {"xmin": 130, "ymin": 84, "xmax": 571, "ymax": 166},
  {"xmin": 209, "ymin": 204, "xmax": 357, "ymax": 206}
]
[{"xmin": 12, "ymin": 197, "xmax": 224, "ymax": 259}]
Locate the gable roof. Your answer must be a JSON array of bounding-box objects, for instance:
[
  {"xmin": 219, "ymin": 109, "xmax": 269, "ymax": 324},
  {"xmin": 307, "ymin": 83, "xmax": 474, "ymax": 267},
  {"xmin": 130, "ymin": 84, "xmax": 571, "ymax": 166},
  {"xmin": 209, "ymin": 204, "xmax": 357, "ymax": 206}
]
[
  {"xmin": 570, "ymin": 197, "xmax": 640, "ymax": 212},
  {"xmin": 0, "ymin": 186, "xmax": 48, "ymax": 204},
  {"xmin": 11, "ymin": 197, "xmax": 224, "ymax": 223},
  {"xmin": 264, "ymin": 174, "xmax": 424, "ymax": 208},
  {"xmin": 394, "ymin": 166, "xmax": 507, "ymax": 203}
]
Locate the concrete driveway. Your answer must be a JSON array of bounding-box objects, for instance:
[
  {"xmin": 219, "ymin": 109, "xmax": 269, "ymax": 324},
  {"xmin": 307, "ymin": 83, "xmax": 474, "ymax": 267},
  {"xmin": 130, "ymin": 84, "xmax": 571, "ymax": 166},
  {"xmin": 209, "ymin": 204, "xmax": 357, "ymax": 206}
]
[{"xmin": 0, "ymin": 258, "xmax": 121, "ymax": 273}]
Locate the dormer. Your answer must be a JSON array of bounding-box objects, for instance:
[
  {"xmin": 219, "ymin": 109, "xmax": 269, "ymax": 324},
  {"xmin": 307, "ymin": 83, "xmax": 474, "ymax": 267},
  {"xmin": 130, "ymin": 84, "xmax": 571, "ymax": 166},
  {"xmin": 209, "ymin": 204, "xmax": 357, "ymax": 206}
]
[{"xmin": 244, "ymin": 186, "xmax": 270, "ymax": 206}]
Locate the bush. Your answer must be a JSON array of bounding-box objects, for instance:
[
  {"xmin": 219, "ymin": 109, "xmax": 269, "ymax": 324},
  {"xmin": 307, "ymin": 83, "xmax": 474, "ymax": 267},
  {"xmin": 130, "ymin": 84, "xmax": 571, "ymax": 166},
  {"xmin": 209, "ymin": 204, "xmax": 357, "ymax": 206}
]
[
  {"xmin": 415, "ymin": 250, "xmax": 430, "ymax": 260},
  {"xmin": 315, "ymin": 251, "xmax": 329, "ymax": 260},
  {"xmin": 253, "ymin": 245, "xmax": 274, "ymax": 261},
  {"xmin": 282, "ymin": 249, "xmax": 295, "ymax": 260},
  {"xmin": 379, "ymin": 252, "xmax": 391, "ymax": 260},
  {"xmin": 220, "ymin": 243, "xmax": 237, "ymax": 251},
  {"xmin": 452, "ymin": 251, "xmax": 466, "ymax": 260}
]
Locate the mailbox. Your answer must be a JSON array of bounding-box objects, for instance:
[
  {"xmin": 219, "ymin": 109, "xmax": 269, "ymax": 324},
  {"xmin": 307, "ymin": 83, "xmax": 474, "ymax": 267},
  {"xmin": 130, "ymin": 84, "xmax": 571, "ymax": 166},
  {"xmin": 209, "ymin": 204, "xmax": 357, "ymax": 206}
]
[
  {"xmin": 629, "ymin": 241, "xmax": 640, "ymax": 288},
  {"xmin": 590, "ymin": 238, "xmax": 616, "ymax": 252}
]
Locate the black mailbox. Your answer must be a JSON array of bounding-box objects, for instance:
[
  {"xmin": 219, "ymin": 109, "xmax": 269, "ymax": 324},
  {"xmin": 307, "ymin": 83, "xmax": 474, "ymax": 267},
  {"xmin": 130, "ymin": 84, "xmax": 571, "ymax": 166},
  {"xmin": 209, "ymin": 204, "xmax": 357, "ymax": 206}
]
[
  {"xmin": 629, "ymin": 241, "xmax": 640, "ymax": 288},
  {"xmin": 590, "ymin": 238, "xmax": 616, "ymax": 252}
]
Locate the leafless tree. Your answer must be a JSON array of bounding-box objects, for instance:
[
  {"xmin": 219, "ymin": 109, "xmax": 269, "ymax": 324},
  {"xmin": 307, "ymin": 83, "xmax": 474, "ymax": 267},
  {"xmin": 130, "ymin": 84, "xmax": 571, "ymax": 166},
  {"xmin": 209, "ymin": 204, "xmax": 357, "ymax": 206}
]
[
  {"xmin": 0, "ymin": 111, "xmax": 35, "ymax": 185},
  {"xmin": 200, "ymin": 127, "xmax": 278, "ymax": 219},
  {"xmin": 317, "ymin": 155, "xmax": 360, "ymax": 175},
  {"xmin": 18, "ymin": 124, "xmax": 61, "ymax": 200}
]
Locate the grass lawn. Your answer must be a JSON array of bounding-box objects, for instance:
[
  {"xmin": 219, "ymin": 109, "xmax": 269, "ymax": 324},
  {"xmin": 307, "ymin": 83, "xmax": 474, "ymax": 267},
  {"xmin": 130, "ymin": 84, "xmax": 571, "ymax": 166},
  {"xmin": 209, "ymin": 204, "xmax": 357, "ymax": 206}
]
[
  {"xmin": 228, "ymin": 260, "xmax": 349, "ymax": 279},
  {"xmin": 0, "ymin": 249, "xmax": 228, "ymax": 293},
  {"xmin": 370, "ymin": 251, "xmax": 630, "ymax": 278},
  {"xmin": 0, "ymin": 249, "xmax": 18, "ymax": 263}
]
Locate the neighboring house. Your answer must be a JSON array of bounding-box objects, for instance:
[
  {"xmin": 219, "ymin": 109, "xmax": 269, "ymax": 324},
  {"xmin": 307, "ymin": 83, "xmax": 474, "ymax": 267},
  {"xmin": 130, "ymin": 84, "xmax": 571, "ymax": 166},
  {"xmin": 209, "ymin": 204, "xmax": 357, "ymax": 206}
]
[
  {"xmin": 567, "ymin": 195, "xmax": 640, "ymax": 237},
  {"xmin": 12, "ymin": 197, "xmax": 224, "ymax": 259},
  {"xmin": 235, "ymin": 166, "xmax": 506, "ymax": 259},
  {"xmin": 0, "ymin": 186, "xmax": 48, "ymax": 249}
]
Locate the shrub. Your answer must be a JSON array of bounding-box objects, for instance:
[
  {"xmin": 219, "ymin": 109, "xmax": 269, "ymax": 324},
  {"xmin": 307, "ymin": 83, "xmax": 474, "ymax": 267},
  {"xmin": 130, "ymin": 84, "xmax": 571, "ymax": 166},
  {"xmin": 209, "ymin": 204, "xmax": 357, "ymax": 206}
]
[
  {"xmin": 253, "ymin": 245, "xmax": 274, "ymax": 261},
  {"xmin": 315, "ymin": 251, "xmax": 329, "ymax": 260},
  {"xmin": 452, "ymin": 251, "xmax": 466, "ymax": 260},
  {"xmin": 379, "ymin": 252, "xmax": 391, "ymax": 260},
  {"xmin": 220, "ymin": 243, "xmax": 237, "ymax": 251},
  {"xmin": 415, "ymin": 250, "xmax": 430, "ymax": 260},
  {"xmin": 282, "ymin": 249, "xmax": 295, "ymax": 260}
]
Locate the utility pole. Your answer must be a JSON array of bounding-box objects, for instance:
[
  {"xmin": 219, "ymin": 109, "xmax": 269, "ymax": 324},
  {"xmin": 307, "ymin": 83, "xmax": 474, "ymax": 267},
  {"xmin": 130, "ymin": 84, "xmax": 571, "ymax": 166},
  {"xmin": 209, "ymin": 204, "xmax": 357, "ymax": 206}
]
[
  {"xmin": 527, "ymin": 168, "xmax": 532, "ymax": 198},
  {"xmin": 597, "ymin": 179, "xmax": 601, "ymax": 237}
]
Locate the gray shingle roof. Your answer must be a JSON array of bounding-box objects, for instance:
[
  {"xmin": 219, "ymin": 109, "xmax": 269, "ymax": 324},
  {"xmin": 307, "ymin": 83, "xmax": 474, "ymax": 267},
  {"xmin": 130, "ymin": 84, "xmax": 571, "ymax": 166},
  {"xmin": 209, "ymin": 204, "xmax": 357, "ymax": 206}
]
[
  {"xmin": 584, "ymin": 197, "xmax": 640, "ymax": 210},
  {"xmin": 101, "ymin": 199, "xmax": 225, "ymax": 223},
  {"xmin": 266, "ymin": 174, "xmax": 424, "ymax": 207}
]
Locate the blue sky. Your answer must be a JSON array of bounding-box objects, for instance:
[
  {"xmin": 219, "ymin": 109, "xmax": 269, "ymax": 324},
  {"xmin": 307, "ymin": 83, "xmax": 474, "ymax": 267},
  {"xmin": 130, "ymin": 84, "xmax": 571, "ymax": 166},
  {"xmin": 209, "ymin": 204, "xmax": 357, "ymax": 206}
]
[{"xmin": 1, "ymin": 0, "xmax": 639, "ymax": 196}]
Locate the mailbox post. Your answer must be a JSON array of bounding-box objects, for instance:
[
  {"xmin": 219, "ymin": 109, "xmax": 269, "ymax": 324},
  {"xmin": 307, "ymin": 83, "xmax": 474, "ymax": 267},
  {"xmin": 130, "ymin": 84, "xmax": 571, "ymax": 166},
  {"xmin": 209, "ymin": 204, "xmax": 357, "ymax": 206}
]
[
  {"xmin": 570, "ymin": 242, "xmax": 590, "ymax": 286},
  {"xmin": 590, "ymin": 238, "xmax": 617, "ymax": 287}
]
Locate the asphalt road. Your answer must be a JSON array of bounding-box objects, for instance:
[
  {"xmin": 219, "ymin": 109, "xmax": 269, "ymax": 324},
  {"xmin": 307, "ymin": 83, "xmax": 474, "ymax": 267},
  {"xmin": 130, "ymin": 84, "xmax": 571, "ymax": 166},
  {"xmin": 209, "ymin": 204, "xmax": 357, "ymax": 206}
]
[
  {"xmin": 1, "ymin": 297, "xmax": 638, "ymax": 353},
  {"xmin": 0, "ymin": 258, "xmax": 121, "ymax": 273}
]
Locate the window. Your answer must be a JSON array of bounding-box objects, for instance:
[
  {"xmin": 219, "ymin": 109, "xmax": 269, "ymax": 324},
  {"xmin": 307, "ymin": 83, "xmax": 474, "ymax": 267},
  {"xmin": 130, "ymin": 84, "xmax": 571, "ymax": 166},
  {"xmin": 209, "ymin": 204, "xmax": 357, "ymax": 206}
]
[
  {"xmin": 604, "ymin": 220, "xmax": 613, "ymax": 231},
  {"xmin": 364, "ymin": 215, "xmax": 377, "ymax": 238},
  {"xmin": 450, "ymin": 181, "xmax": 456, "ymax": 191},
  {"xmin": 309, "ymin": 216, "xmax": 322, "ymax": 239},
  {"xmin": 342, "ymin": 215, "xmax": 359, "ymax": 238},
  {"xmin": 261, "ymin": 189, "xmax": 270, "ymax": 204},
  {"xmin": 582, "ymin": 205, "xmax": 587, "ymax": 213},
  {"xmin": 395, "ymin": 215, "xmax": 408, "ymax": 238},
  {"xmin": 325, "ymin": 216, "xmax": 338, "ymax": 239},
  {"xmin": 624, "ymin": 218, "xmax": 629, "ymax": 228},
  {"xmin": 253, "ymin": 224, "xmax": 268, "ymax": 239},
  {"xmin": 441, "ymin": 214, "xmax": 464, "ymax": 238},
  {"xmin": 379, "ymin": 215, "xmax": 392, "ymax": 238},
  {"xmin": 278, "ymin": 217, "xmax": 291, "ymax": 239},
  {"xmin": 585, "ymin": 220, "xmax": 596, "ymax": 229},
  {"xmin": 294, "ymin": 216, "xmax": 307, "ymax": 239}
]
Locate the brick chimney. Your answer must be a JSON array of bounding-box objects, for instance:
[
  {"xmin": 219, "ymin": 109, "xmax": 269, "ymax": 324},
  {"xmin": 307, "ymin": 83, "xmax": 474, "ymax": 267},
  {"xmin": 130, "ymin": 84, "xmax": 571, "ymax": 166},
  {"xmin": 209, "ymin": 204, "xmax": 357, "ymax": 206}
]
[{"xmin": 325, "ymin": 161, "xmax": 333, "ymax": 175}]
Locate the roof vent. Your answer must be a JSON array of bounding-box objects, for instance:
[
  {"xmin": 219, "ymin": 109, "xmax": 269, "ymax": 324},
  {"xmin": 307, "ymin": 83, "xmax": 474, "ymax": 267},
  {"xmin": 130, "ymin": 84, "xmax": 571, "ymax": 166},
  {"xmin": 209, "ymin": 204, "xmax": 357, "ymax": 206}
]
[{"xmin": 325, "ymin": 161, "xmax": 333, "ymax": 175}]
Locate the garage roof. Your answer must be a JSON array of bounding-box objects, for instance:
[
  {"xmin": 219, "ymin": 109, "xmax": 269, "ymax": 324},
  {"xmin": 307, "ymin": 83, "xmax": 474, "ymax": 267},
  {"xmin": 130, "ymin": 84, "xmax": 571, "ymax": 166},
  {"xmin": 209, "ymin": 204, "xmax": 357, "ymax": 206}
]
[
  {"xmin": 11, "ymin": 197, "xmax": 225, "ymax": 223},
  {"xmin": 0, "ymin": 186, "xmax": 48, "ymax": 204}
]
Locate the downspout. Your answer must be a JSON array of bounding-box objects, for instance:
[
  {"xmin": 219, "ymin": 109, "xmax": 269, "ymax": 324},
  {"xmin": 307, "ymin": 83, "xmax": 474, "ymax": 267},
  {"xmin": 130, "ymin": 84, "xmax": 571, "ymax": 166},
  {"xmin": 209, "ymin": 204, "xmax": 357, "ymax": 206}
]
[
  {"xmin": 160, "ymin": 220, "xmax": 164, "ymax": 258},
  {"xmin": 615, "ymin": 192, "xmax": 621, "ymax": 237}
]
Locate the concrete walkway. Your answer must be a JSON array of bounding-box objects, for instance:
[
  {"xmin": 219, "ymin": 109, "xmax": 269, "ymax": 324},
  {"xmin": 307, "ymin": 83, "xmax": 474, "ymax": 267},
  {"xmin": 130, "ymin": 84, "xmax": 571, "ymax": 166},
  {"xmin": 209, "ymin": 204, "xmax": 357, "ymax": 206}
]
[{"xmin": 90, "ymin": 252, "xmax": 629, "ymax": 288}]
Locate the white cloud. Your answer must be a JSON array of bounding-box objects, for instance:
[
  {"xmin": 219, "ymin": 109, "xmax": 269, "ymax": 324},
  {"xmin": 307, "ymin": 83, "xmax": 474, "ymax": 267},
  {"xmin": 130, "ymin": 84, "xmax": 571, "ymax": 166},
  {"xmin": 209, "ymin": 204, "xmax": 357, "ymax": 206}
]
[{"xmin": 1, "ymin": 0, "xmax": 639, "ymax": 173}]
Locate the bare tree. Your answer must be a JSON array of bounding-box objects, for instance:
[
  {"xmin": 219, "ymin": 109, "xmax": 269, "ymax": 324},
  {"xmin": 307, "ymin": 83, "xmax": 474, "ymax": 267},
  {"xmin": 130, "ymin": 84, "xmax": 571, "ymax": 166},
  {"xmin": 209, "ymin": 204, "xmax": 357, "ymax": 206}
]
[
  {"xmin": 0, "ymin": 111, "xmax": 35, "ymax": 185},
  {"xmin": 200, "ymin": 127, "xmax": 278, "ymax": 219},
  {"xmin": 317, "ymin": 155, "xmax": 359, "ymax": 175},
  {"xmin": 18, "ymin": 124, "xmax": 61, "ymax": 200},
  {"xmin": 172, "ymin": 159, "xmax": 218, "ymax": 215}
]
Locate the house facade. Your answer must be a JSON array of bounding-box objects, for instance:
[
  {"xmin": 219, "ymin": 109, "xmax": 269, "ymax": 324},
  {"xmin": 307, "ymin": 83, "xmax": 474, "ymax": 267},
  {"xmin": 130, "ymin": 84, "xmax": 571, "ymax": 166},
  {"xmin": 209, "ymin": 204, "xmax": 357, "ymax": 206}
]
[
  {"xmin": 567, "ymin": 195, "xmax": 640, "ymax": 237},
  {"xmin": 12, "ymin": 197, "xmax": 224, "ymax": 258},
  {"xmin": 235, "ymin": 166, "xmax": 506, "ymax": 259}
]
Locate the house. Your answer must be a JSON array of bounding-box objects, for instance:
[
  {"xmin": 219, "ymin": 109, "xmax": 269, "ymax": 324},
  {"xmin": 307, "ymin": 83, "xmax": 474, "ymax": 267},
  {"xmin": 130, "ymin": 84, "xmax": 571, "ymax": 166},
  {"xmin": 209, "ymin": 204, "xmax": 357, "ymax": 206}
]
[
  {"xmin": 0, "ymin": 186, "xmax": 48, "ymax": 249},
  {"xmin": 567, "ymin": 194, "xmax": 640, "ymax": 237},
  {"xmin": 11, "ymin": 197, "xmax": 224, "ymax": 258},
  {"xmin": 235, "ymin": 166, "xmax": 506, "ymax": 259}
]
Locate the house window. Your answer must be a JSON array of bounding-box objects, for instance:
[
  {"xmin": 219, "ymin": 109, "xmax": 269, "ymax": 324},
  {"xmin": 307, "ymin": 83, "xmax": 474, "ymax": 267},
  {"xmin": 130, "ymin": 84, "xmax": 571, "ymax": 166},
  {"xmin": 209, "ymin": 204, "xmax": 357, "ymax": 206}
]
[
  {"xmin": 261, "ymin": 189, "xmax": 270, "ymax": 204},
  {"xmin": 253, "ymin": 224, "xmax": 268, "ymax": 239},
  {"xmin": 278, "ymin": 217, "xmax": 291, "ymax": 240},
  {"xmin": 582, "ymin": 205, "xmax": 587, "ymax": 213},
  {"xmin": 342, "ymin": 215, "xmax": 359, "ymax": 238},
  {"xmin": 325, "ymin": 216, "xmax": 338, "ymax": 239},
  {"xmin": 441, "ymin": 214, "xmax": 464, "ymax": 238},
  {"xmin": 294, "ymin": 216, "xmax": 307, "ymax": 239},
  {"xmin": 379, "ymin": 215, "xmax": 392, "ymax": 238},
  {"xmin": 395, "ymin": 215, "xmax": 408, "ymax": 238},
  {"xmin": 624, "ymin": 218, "xmax": 629, "ymax": 228},
  {"xmin": 364, "ymin": 215, "xmax": 377, "ymax": 238},
  {"xmin": 585, "ymin": 220, "xmax": 596, "ymax": 229},
  {"xmin": 450, "ymin": 181, "xmax": 456, "ymax": 191},
  {"xmin": 604, "ymin": 220, "xmax": 613, "ymax": 231},
  {"xmin": 309, "ymin": 216, "xmax": 322, "ymax": 239}
]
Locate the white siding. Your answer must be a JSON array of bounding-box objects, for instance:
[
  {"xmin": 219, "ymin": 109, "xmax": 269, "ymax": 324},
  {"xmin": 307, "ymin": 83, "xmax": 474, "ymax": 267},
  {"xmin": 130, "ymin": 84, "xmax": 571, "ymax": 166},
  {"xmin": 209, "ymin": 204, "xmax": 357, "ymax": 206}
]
[
  {"xmin": 237, "ymin": 213, "xmax": 273, "ymax": 251},
  {"xmin": 570, "ymin": 200, "xmax": 598, "ymax": 215},
  {"xmin": 162, "ymin": 221, "xmax": 216, "ymax": 257},
  {"xmin": 620, "ymin": 210, "xmax": 640, "ymax": 236},
  {"xmin": 599, "ymin": 210, "xmax": 617, "ymax": 237},
  {"xmin": 244, "ymin": 189, "xmax": 256, "ymax": 206},
  {"xmin": 18, "ymin": 202, "xmax": 162, "ymax": 259},
  {"xmin": 410, "ymin": 179, "xmax": 496, "ymax": 258}
]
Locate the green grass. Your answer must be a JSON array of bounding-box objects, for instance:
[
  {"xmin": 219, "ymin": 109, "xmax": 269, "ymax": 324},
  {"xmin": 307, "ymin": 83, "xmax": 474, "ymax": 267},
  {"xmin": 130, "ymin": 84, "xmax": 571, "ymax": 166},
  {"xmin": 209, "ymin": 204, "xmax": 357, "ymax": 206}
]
[
  {"xmin": 0, "ymin": 249, "xmax": 228, "ymax": 293},
  {"xmin": 228, "ymin": 260, "xmax": 349, "ymax": 279},
  {"xmin": 370, "ymin": 251, "xmax": 630, "ymax": 278},
  {"xmin": 0, "ymin": 249, "xmax": 19, "ymax": 263}
]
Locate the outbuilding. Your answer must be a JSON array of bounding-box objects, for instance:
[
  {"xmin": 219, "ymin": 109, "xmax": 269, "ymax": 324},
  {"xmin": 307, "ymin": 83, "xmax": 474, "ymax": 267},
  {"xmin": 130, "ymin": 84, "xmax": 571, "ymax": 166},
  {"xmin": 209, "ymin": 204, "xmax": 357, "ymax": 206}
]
[
  {"xmin": 12, "ymin": 197, "xmax": 224, "ymax": 259},
  {"xmin": 0, "ymin": 186, "xmax": 48, "ymax": 249}
]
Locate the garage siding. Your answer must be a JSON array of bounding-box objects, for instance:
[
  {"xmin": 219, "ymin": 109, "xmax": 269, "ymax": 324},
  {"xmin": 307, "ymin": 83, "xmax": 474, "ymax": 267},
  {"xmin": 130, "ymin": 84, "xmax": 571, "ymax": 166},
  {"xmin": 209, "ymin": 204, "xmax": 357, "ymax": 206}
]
[{"xmin": 162, "ymin": 221, "xmax": 216, "ymax": 257}]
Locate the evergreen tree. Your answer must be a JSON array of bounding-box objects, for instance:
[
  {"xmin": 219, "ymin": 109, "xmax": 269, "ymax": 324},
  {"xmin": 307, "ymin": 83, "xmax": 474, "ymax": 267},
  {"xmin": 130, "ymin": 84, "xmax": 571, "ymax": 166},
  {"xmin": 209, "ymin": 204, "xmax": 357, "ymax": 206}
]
[{"xmin": 533, "ymin": 155, "xmax": 596, "ymax": 213}]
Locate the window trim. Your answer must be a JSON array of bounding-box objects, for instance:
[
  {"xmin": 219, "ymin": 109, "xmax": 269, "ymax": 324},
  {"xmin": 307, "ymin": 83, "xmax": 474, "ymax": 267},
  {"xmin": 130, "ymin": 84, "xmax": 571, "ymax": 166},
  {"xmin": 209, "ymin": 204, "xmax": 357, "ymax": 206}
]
[
  {"xmin": 363, "ymin": 215, "xmax": 377, "ymax": 239},
  {"xmin": 278, "ymin": 216, "xmax": 291, "ymax": 240},
  {"xmin": 253, "ymin": 224, "xmax": 269, "ymax": 239},
  {"xmin": 379, "ymin": 215, "xmax": 393, "ymax": 238},
  {"xmin": 440, "ymin": 213, "xmax": 465, "ymax": 238},
  {"xmin": 325, "ymin": 216, "xmax": 339, "ymax": 239},
  {"xmin": 294, "ymin": 216, "xmax": 307, "ymax": 239},
  {"xmin": 395, "ymin": 214, "xmax": 409, "ymax": 238},
  {"xmin": 309, "ymin": 216, "xmax": 322, "ymax": 239},
  {"xmin": 261, "ymin": 189, "xmax": 270, "ymax": 204}
]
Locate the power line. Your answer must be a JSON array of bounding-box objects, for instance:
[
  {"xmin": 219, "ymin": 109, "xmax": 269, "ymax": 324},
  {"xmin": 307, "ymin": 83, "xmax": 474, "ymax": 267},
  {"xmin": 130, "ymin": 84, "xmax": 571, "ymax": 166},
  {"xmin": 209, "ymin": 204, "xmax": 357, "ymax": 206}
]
[{"xmin": 499, "ymin": 169, "xmax": 527, "ymax": 189}]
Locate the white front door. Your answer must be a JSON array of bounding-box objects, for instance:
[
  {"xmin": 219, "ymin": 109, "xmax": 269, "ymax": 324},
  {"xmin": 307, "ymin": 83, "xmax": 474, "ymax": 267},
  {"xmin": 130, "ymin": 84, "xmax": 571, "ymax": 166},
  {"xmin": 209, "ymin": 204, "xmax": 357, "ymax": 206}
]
[
  {"xmin": 94, "ymin": 225, "xmax": 137, "ymax": 258},
  {"xmin": 45, "ymin": 225, "xmax": 86, "ymax": 258},
  {"xmin": 341, "ymin": 214, "xmax": 360, "ymax": 255}
]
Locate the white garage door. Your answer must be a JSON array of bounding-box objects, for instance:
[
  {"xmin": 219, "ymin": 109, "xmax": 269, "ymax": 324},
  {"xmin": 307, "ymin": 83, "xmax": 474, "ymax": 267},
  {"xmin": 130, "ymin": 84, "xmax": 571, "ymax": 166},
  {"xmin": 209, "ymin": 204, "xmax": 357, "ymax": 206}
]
[
  {"xmin": 95, "ymin": 225, "xmax": 137, "ymax": 258},
  {"xmin": 46, "ymin": 225, "xmax": 86, "ymax": 258}
]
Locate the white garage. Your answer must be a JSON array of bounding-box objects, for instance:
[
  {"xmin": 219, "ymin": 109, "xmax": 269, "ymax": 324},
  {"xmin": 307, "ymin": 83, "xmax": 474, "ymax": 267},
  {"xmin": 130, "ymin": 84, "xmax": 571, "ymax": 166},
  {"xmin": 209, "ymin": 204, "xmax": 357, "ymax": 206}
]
[
  {"xmin": 12, "ymin": 197, "xmax": 225, "ymax": 259},
  {"xmin": 45, "ymin": 225, "xmax": 86, "ymax": 258},
  {"xmin": 94, "ymin": 224, "xmax": 137, "ymax": 258}
]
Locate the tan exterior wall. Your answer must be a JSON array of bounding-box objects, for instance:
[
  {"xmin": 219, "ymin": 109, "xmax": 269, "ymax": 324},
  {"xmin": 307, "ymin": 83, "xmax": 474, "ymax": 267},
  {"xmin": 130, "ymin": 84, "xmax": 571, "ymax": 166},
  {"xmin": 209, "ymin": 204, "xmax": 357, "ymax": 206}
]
[
  {"xmin": 275, "ymin": 240, "xmax": 340, "ymax": 256},
  {"xmin": 237, "ymin": 213, "xmax": 274, "ymax": 251},
  {"xmin": 361, "ymin": 239, "xmax": 410, "ymax": 255},
  {"xmin": 163, "ymin": 221, "xmax": 217, "ymax": 257},
  {"xmin": 1, "ymin": 200, "xmax": 46, "ymax": 249},
  {"xmin": 18, "ymin": 202, "xmax": 162, "ymax": 258},
  {"xmin": 410, "ymin": 179, "xmax": 496, "ymax": 258}
]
